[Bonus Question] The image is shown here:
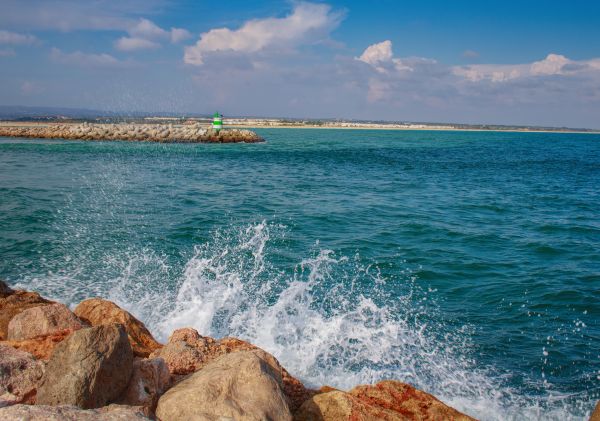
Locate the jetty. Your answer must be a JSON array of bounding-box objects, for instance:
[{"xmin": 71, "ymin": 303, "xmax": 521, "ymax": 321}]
[{"xmin": 0, "ymin": 122, "xmax": 264, "ymax": 143}]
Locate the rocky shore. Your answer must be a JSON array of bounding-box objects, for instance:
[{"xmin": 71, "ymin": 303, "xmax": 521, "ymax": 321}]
[
  {"xmin": 0, "ymin": 280, "xmax": 597, "ymax": 421},
  {"xmin": 0, "ymin": 122, "xmax": 264, "ymax": 143}
]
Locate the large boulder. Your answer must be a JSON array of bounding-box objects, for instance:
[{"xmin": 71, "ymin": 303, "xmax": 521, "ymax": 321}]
[
  {"xmin": 0, "ymin": 345, "xmax": 45, "ymax": 407},
  {"xmin": 0, "ymin": 404, "xmax": 150, "ymax": 420},
  {"xmin": 7, "ymin": 303, "xmax": 85, "ymax": 340},
  {"xmin": 74, "ymin": 298, "xmax": 161, "ymax": 357},
  {"xmin": 0, "ymin": 283, "xmax": 54, "ymax": 340},
  {"xmin": 150, "ymin": 328, "xmax": 313, "ymax": 412},
  {"xmin": 118, "ymin": 357, "xmax": 171, "ymax": 415},
  {"xmin": 294, "ymin": 380, "xmax": 475, "ymax": 421},
  {"xmin": 36, "ymin": 324, "xmax": 134, "ymax": 409},
  {"xmin": 156, "ymin": 350, "xmax": 292, "ymax": 421}
]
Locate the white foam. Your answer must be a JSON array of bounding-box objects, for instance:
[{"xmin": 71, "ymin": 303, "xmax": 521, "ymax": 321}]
[{"xmin": 19, "ymin": 220, "xmax": 593, "ymax": 420}]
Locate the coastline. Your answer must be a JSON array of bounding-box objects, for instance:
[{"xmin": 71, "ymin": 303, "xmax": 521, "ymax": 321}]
[
  {"xmin": 1, "ymin": 121, "xmax": 599, "ymax": 136},
  {"xmin": 0, "ymin": 279, "xmax": 478, "ymax": 420}
]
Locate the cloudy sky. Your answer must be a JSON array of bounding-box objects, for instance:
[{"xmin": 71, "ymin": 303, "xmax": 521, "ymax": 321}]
[{"xmin": 1, "ymin": 0, "xmax": 599, "ymax": 128}]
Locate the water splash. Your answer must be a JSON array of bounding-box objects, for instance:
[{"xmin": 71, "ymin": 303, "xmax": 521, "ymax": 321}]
[{"xmin": 15, "ymin": 220, "xmax": 593, "ymax": 420}]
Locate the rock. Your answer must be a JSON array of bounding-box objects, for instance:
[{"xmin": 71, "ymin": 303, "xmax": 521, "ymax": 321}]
[
  {"xmin": 149, "ymin": 328, "xmax": 213, "ymax": 375},
  {"xmin": 74, "ymin": 298, "xmax": 162, "ymax": 357},
  {"xmin": 1, "ymin": 329, "xmax": 74, "ymax": 361},
  {"xmin": 156, "ymin": 350, "xmax": 292, "ymax": 421},
  {"xmin": 7, "ymin": 303, "xmax": 85, "ymax": 340},
  {"xmin": 0, "ymin": 286, "xmax": 53, "ymax": 340},
  {"xmin": 0, "ymin": 280, "xmax": 14, "ymax": 298},
  {"xmin": 0, "ymin": 344, "xmax": 45, "ymax": 406},
  {"xmin": 119, "ymin": 358, "xmax": 171, "ymax": 415},
  {"xmin": 0, "ymin": 404, "xmax": 150, "ymax": 420},
  {"xmin": 150, "ymin": 328, "xmax": 313, "ymax": 412},
  {"xmin": 591, "ymin": 401, "xmax": 600, "ymax": 421},
  {"xmin": 294, "ymin": 380, "xmax": 475, "ymax": 421},
  {"xmin": 36, "ymin": 324, "xmax": 134, "ymax": 409}
]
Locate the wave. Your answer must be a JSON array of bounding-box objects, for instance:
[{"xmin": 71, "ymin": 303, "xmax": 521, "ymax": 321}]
[{"xmin": 18, "ymin": 221, "xmax": 592, "ymax": 420}]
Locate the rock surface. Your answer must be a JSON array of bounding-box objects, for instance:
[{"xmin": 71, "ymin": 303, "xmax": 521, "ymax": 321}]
[
  {"xmin": 0, "ymin": 280, "xmax": 14, "ymax": 298},
  {"xmin": 119, "ymin": 357, "xmax": 171, "ymax": 414},
  {"xmin": 0, "ymin": 345, "xmax": 45, "ymax": 407},
  {"xmin": 0, "ymin": 284, "xmax": 53, "ymax": 340},
  {"xmin": 0, "ymin": 404, "xmax": 150, "ymax": 420},
  {"xmin": 0, "ymin": 330, "xmax": 74, "ymax": 361},
  {"xmin": 36, "ymin": 324, "xmax": 134, "ymax": 409},
  {"xmin": 295, "ymin": 380, "xmax": 475, "ymax": 421},
  {"xmin": 74, "ymin": 298, "xmax": 162, "ymax": 357},
  {"xmin": 156, "ymin": 350, "xmax": 292, "ymax": 421},
  {"xmin": 590, "ymin": 401, "xmax": 600, "ymax": 421},
  {"xmin": 150, "ymin": 328, "xmax": 313, "ymax": 412},
  {"xmin": 0, "ymin": 123, "xmax": 264, "ymax": 143},
  {"xmin": 7, "ymin": 303, "xmax": 85, "ymax": 340}
]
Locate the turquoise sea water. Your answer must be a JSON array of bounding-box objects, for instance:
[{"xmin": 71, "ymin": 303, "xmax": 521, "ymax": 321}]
[{"xmin": 1, "ymin": 129, "xmax": 599, "ymax": 420}]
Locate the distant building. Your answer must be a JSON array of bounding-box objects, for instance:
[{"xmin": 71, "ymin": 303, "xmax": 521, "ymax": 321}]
[{"xmin": 212, "ymin": 112, "xmax": 223, "ymax": 132}]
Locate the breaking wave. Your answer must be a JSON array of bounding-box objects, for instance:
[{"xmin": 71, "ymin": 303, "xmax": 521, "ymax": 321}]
[{"xmin": 19, "ymin": 221, "xmax": 592, "ymax": 420}]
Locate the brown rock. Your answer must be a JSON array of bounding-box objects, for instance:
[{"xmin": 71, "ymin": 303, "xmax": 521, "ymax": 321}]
[
  {"xmin": 156, "ymin": 350, "xmax": 292, "ymax": 421},
  {"xmin": 0, "ymin": 404, "xmax": 150, "ymax": 420},
  {"xmin": 0, "ymin": 287, "xmax": 54, "ymax": 340},
  {"xmin": 36, "ymin": 324, "xmax": 134, "ymax": 409},
  {"xmin": 294, "ymin": 380, "xmax": 475, "ymax": 421},
  {"xmin": 0, "ymin": 344, "xmax": 45, "ymax": 406},
  {"xmin": 591, "ymin": 401, "xmax": 600, "ymax": 421},
  {"xmin": 1, "ymin": 329, "xmax": 74, "ymax": 361},
  {"xmin": 149, "ymin": 328, "xmax": 313, "ymax": 412},
  {"xmin": 7, "ymin": 303, "xmax": 85, "ymax": 340},
  {"xmin": 74, "ymin": 298, "xmax": 162, "ymax": 357},
  {"xmin": 119, "ymin": 358, "xmax": 171, "ymax": 415},
  {"xmin": 0, "ymin": 280, "xmax": 14, "ymax": 298}
]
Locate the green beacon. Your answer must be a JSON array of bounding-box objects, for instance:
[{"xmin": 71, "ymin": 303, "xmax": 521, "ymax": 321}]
[{"xmin": 212, "ymin": 112, "xmax": 223, "ymax": 133}]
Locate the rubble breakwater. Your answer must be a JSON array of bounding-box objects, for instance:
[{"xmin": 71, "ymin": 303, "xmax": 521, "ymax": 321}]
[
  {"xmin": 0, "ymin": 279, "xmax": 482, "ymax": 421},
  {"xmin": 0, "ymin": 122, "xmax": 264, "ymax": 143}
]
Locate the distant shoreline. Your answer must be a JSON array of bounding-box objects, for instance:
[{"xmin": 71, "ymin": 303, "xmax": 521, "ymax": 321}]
[
  {"xmin": 1, "ymin": 120, "xmax": 598, "ymax": 135},
  {"xmin": 226, "ymin": 123, "xmax": 600, "ymax": 135}
]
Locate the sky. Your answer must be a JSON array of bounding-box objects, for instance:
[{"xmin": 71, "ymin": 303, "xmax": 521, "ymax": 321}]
[{"xmin": 1, "ymin": 0, "xmax": 599, "ymax": 128}]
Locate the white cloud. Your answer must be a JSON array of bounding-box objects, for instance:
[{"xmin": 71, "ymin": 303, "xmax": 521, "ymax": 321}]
[
  {"xmin": 530, "ymin": 53, "xmax": 570, "ymax": 75},
  {"xmin": 184, "ymin": 2, "xmax": 343, "ymax": 66},
  {"xmin": 357, "ymin": 40, "xmax": 431, "ymax": 74},
  {"xmin": 50, "ymin": 47, "xmax": 126, "ymax": 67},
  {"xmin": 116, "ymin": 18, "xmax": 191, "ymax": 50},
  {"xmin": 453, "ymin": 54, "xmax": 600, "ymax": 83},
  {"xmin": 115, "ymin": 37, "xmax": 160, "ymax": 51},
  {"xmin": 129, "ymin": 18, "xmax": 168, "ymax": 40},
  {"xmin": 357, "ymin": 40, "xmax": 393, "ymax": 66},
  {"xmin": 170, "ymin": 27, "xmax": 191, "ymax": 43},
  {"xmin": 0, "ymin": 30, "xmax": 37, "ymax": 45}
]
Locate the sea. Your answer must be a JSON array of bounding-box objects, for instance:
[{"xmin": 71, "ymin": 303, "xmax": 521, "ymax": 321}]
[{"xmin": 1, "ymin": 129, "xmax": 599, "ymax": 420}]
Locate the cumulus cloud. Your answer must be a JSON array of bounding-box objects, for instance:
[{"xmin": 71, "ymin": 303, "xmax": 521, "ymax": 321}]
[
  {"xmin": 115, "ymin": 18, "xmax": 191, "ymax": 51},
  {"xmin": 115, "ymin": 37, "xmax": 160, "ymax": 51},
  {"xmin": 184, "ymin": 2, "xmax": 344, "ymax": 66},
  {"xmin": 357, "ymin": 40, "xmax": 433, "ymax": 74},
  {"xmin": 0, "ymin": 30, "xmax": 37, "ymax": 45},
  {"xmin": 453, "ymin": 53, "xmax": 600, "ymax": 82},
  {"xmin": 50, "ymin": 47, "xmax": 127, "ymax": 67}
]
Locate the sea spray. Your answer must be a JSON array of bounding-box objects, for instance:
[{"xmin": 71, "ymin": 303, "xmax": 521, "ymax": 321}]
[{"xmin": 13, "ymin": 218, "xmax": 592, "ymax": 420}]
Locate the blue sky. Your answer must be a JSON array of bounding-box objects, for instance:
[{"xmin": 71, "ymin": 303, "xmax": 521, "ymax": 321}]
[{"xmin": 1, "ymin": 0, "xmax": 599, "ymax": 128}]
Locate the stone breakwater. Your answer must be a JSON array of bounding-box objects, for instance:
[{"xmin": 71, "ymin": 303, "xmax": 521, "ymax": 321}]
[
  {"xmin": 0, "ymin": 122, "xmax": 264, "ymax": 143},
  {"xmin": 0, "ymin": 280, "xmax": 592, "ymax": 421}
]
